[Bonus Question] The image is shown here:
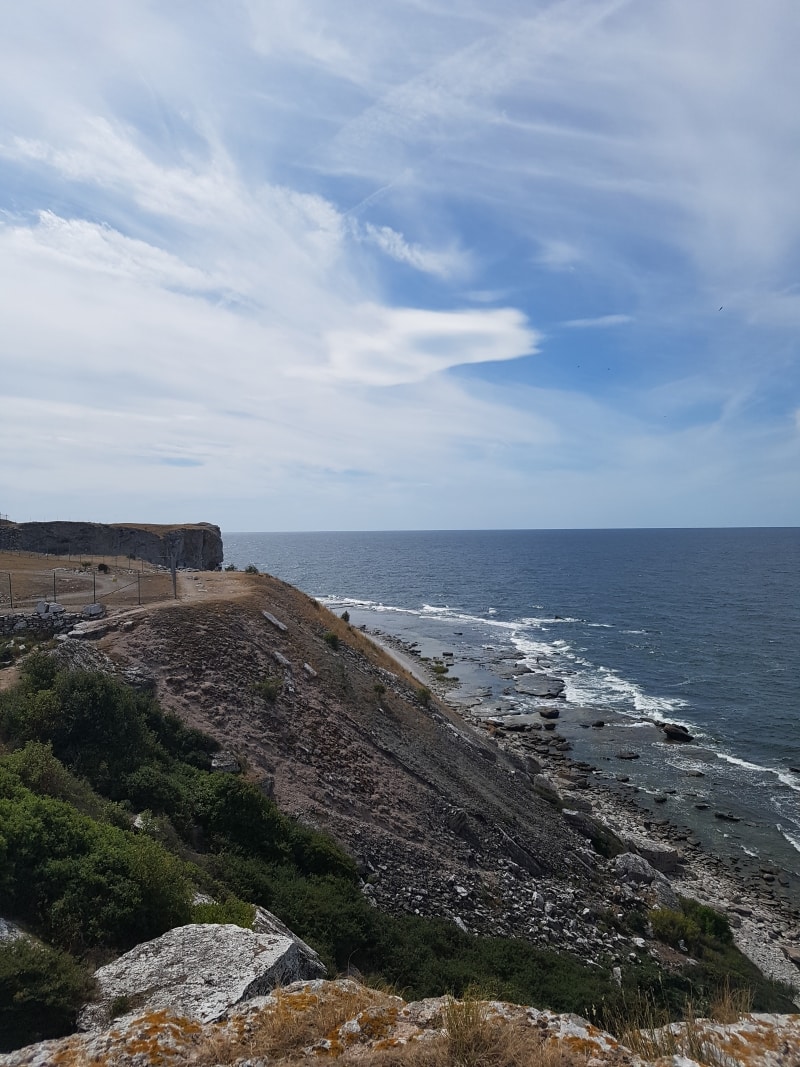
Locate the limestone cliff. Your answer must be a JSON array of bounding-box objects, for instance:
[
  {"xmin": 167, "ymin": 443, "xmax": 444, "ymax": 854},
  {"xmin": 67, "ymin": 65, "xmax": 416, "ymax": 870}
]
[{"xmin": 0, "ymin": 520, "xmax": 223, "ymax": 570}]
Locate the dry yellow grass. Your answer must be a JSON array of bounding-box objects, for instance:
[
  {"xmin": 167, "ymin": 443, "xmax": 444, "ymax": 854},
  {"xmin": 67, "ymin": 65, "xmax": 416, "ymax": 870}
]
[
  {"xmin": 186, "ymin": 988, "xmax": 590, "ymax": 1067},
  {"xmin": 0, "ymin": 550, "xmax": 174, "ymax": 610}
]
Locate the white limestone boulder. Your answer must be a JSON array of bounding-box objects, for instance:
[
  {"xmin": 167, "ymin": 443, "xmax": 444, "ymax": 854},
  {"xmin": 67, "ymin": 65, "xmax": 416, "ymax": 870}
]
[{"xmin": 77, "ymin": 921, "xmax": 326, "ymax": 1031}]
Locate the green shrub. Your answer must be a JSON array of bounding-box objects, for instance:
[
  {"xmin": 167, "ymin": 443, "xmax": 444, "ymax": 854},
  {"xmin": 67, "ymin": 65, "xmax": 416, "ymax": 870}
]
[
  {"xmin": 340, "ymin": 610, "xmax": 350, "ymax": 623},
  {"xmin": 224, "ymin": 563, "xmax": 237, "ymax": 571},
  {"xmin": 244, "ymin": 564, "xmax": 259, "ymax": 574},
  {"xmin": 252, "ymin": 677, "xmax": 282, "ymax": 703},
  {"xmin": 0, "ymin": 938, "xmax": 94, "ymax": 1051},
  {"xmin": 190, "ymin": 897, "xmax": 255, "ymax": 928},
  {"xmin": 374, "ymin": 682, "xmax": 386, "ymax": 697},
  {"xmin": 416, "ymin": 686, "xmax": 432, "ymax": 707},
  {"xmin": 0, "ymin": 777, "xmax": 191, "ymax": 951},
  {"xmin": 649, "ymin": 907, "xmax": 700, "ymax": 950},
  {"xmin": 323, "ymin": 631, "xmax": 339, "ymax": 650},
  {"xmin": 681, "ymin": 898, "xmax": 733, "ymax": 944}
]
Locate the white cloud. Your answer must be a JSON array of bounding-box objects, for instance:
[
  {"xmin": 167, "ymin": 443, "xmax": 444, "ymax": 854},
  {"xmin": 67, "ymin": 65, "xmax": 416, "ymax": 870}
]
[
  {"xmin": 562, "ymin": 314, "xmax": 632, "ymax": 329},
  {"xmin": 536, "ymin": 239, "xmax": 583, "ymax": 271},
  {"xmin": 357, "ymin": 222, "xmax": 467, "ymax": 279},
  {"xmin": 321, "ymin": 305, "xmax": 538, "ymax": 385},
  {"xmin": 1, "ymin": 0, "xmax": 800, "ymax": 527}
]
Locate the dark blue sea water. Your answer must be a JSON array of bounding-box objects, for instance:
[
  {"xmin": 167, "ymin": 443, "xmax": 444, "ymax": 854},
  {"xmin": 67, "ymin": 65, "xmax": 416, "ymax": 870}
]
[{"xmin": 224, "ymin": 529, "xmax": 800, "ymax": 882}]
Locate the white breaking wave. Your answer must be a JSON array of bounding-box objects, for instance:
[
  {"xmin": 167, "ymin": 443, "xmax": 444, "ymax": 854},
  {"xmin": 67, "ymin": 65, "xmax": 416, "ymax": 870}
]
[
  {"xmin": 777, "ymin": 825, "xmax": 800, "ymax": 856},
  {"xmin": 716, "ymin": 753, "xmax": 800, "ymax": 794}
]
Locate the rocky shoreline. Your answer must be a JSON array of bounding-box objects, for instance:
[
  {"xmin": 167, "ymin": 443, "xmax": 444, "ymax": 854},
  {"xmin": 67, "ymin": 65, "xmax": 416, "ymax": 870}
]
[{"xmin": 366, "ymin": 626, "xmax": 800, "ymax": 1000}]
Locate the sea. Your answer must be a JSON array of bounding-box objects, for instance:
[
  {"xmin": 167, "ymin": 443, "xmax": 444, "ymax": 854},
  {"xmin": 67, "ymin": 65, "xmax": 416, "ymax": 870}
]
[{"xmin": 223, "ymin": 528, "xmax": 800, "ymax": 890}]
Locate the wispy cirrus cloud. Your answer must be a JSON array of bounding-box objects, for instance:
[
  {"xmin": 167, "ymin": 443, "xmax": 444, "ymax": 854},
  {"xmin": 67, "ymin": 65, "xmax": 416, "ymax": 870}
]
[
  {"xmin": 0, "ymin": 0, "xmax": 798, "ymax": 528},
  {"xmin": 562, "ymin": 314, "xmax": 632, "ymax": 329}
]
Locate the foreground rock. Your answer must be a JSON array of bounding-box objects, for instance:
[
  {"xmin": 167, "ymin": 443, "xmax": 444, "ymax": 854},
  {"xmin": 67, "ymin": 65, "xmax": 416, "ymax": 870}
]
[
  {"xmin": 77, "ymin": 922, "xmax": 326, "ymax": 1031},
  {"xmin": 4, "ymin": 979, "xmax": 799, "ymax": 1066}
]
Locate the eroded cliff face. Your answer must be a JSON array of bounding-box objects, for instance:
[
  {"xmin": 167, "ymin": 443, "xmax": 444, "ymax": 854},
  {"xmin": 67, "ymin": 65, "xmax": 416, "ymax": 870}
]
[{"xmin": 0, "ymin": 520, "xmax": 223, "ymax": 570}]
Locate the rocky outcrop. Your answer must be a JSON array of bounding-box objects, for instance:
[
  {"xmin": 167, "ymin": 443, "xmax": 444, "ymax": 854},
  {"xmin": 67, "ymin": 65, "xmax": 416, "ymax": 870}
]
[
  {"xmin": 77, "ymin": 921, "xmax": 326, "ymax": 1031},
  {"xmin": 515, "ymin": 674, "xmax": 566, "ymax": 698},
  {"xmin": 562, "ymin": 809, "xmax": 626, "ymax": 857},
  {"xmin": 0, "ymin": 520, "xmax": 222, "ymax": 570},
  {"xmin": 0, "ymin": 919, "xmax": 25, "ymax": 943},
  {"xmin": 4, "ymin": 980, "xmax": 799, "ymax": 1067},
  {"xmin": 660, "ymin": 721, "xmax": 694, "ymax": 743}
]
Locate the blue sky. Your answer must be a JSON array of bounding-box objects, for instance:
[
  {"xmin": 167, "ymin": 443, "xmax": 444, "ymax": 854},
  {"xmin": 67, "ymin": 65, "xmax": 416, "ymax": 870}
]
[{"xmin": 2, "ymin": 0, "xmax": 799, "ymax": 530}]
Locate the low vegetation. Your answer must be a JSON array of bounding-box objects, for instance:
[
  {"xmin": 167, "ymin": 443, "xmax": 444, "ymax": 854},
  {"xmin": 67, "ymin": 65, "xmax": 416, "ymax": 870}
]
[
  {"xmin": 0, "ymin": 654, "xmax": 794, "ymax": 1052},
  {"xmin": 252, "ymin": 675, "xmax": 283, "ymax": 703}
]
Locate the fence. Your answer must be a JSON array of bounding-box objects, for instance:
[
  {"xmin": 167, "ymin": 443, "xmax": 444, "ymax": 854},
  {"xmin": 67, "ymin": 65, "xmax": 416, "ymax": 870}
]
[{"xmin": 0, "ymin": 559, "xmax": 175, "ymax": 613}]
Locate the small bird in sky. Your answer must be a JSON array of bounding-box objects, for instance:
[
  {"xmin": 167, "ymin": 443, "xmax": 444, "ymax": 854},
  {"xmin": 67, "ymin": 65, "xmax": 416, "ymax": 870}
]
[{"xmin": 719, "ymin": 306, "xmax": 724, "ymax": 311}]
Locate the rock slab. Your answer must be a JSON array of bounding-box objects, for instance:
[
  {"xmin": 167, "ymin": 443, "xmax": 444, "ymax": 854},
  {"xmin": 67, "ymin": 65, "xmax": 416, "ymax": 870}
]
[
  {"xmin": 77, "ymin": 921, "xmax": 326, "ymax": 1031},
  {"xmin": 515, "ymin": 674, "xmax": 566, "ymax": 698}
]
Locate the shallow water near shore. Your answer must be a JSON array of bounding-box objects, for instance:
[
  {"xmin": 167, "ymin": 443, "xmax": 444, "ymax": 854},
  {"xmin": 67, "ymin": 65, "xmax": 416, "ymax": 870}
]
[{"xmin": 224, "ymin": 528, "xmax": 800, "ymax": 896}]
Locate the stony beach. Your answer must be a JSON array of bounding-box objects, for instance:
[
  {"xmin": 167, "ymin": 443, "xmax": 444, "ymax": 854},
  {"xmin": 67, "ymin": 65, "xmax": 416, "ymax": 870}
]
[{"xmin": 366, "ymin": 625, "xmax": 800, "ymax": 1000}]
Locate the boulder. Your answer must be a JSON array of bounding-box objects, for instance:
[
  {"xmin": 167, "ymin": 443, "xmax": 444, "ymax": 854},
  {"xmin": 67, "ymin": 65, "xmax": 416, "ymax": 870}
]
[
  {"xmin": 82, "ymin": 603, "xmax": 106, "ymax": 619},
  {"xmin": 67, "ymin": 621, "xmax": 109, "ymax": 640},
  {"xmin": 562, "ymin": 810, "xmax": 625, "ymax": 857},
  {"xmin": 119, "ymin": 667, "xmax": 156, "ymax": 693},
  {"xmin": 78, "ymin": 922, "xmax": 326, "ymax": 1031},
  {"xmin": 532, "ymin": 774, "xmax": 563, "ymax": 807},
  {"xmin": 610, "ymin": 853, "xmax": 680, "ymax": 910},
  {"xmin": 515, "ymin": 674, "xmax": 566, "ymax": 699},
  {"xmin": 611, "ymin": 852, "xmax": 660, "ymax": 885},
  {"xmin": 539, "ymin": 708, "xmax": 560, "ymax": 720},
  {"xmin": 622, "ymin": 831, "xmax": 683, "ymax": 874},
  {"xmin": 660, "ymin": 722, "xmax": 694, "ymax": 743},
  {"xmin": 0, "ymin": 918, "xmax": 25, "ymax": 943},
  {"xmin": 211, "ymin": 752, "xmax": 241, "ymax": 774},
  {"xmin": 616, "ymin": 750, "xmax": 640, "ymax": 760}
]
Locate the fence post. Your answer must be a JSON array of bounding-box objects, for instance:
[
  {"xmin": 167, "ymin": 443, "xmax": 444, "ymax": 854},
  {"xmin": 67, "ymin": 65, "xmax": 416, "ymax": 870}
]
[
  {"xmin": 53, "ymin": 571, "xmax": 57, "ymax": 603},
  {"xmin": 137, "ymin": 573, "xmax": 141, "ymax": 605},
  {"xmin": 93, "ymin": 571, "xmax": 97, "ymax": 604}
]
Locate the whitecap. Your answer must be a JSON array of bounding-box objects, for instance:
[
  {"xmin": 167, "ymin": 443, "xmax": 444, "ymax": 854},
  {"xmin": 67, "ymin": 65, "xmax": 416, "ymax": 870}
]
[
  {"xmin": 716, "ymin": 753, "xmax": 800, "ymax": 793},
  {"xmin": 777, "ymin": 824, "xmax": 800, "ymax": 855}
]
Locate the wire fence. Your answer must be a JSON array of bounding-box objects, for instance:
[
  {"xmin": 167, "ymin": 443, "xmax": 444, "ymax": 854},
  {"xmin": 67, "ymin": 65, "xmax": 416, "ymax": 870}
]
[{"xmin": 0, "ymin": 558, "xmax": 175, "ymax": 613}]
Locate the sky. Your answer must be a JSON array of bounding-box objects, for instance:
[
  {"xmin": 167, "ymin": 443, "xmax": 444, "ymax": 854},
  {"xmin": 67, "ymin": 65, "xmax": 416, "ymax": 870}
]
[{"xmin": 2, "ymin": 0, "xmax": 799, "ymax": 531}]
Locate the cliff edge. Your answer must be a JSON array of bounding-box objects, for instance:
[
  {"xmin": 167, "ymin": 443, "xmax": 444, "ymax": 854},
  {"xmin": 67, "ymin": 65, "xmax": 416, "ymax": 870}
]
[{"xmin": 0, "ymin": 520, "xmax": 223, "ymax": 570}]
